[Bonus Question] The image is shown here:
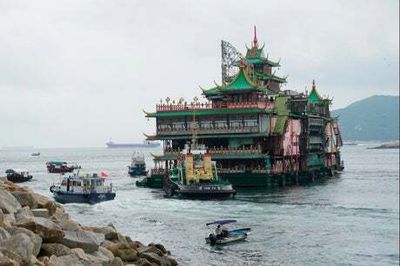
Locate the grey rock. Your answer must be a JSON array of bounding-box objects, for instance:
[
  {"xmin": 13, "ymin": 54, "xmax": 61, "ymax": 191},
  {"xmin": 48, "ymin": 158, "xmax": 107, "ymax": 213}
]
[
  {"xmin": 0, "ymin": 188, "xmax": 21, "ymax": 214},
  {"xmin": 14, "ymin": 206, "xmax": 34, "ymax": 222},
  {"xmin": 31, "ymin": 208, "xmax": 50, "ymax": 218},
  {"xmin": 0, "ymin": 250, "xmax": 22, "ymax": 265},
  {"xmin": 137, "ymin": 245, "xmax": 164, "ymax": 256},
  {"xmin": 6, "ymin": 226, "xmax": 43, "ymax": 257},
  {"xmin": 54, "ymin": 217, "xmax": 82, "ymax": 231},
  {"xmin": 61, "ymin": 230, "xmax": 100, "ymax": 253},
  {"xmin": 0, "ymin": 233, "xmax": 34, "ymax": 264},
  {"xmin": 40, "ymin": 243, "xmax": 72, "ymax": 257},
  {"xmin": 11, "ymin": 191, "xmax": 38, "ymax": 209},
  {"xmin": 0, "ymin": 254, "xmax": 19, "ymax": 266},
  {"xmin": 140, "ymin": 252, "xmax": 172, "ymax": 266},
  {"xmin": 48, "ymin": 254, "xmax": 85, "ymax": 266},
  {"xmin": 110, "ymin": 257, "xmax": 124, "ymax": 266},
  {"xmin": 16, "ymin": 216, "xmax": 65, "ymax": 242},
  {"xmin": 0, "ymin": 227, "xmax": 10, "ymax": 241},
  {"xmin": 2, "ymin": 213, "xmax": 16, "ymax": 227}
]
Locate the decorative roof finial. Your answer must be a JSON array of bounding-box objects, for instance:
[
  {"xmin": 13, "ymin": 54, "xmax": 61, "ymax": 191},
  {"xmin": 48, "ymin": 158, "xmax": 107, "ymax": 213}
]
[
  {"xmin": 312, "ymin": 79, "xmax": 316, "ymax": 89},
  {"xmin": 252, "ymin": 25, "xmax": 258, "ymax": 49}
]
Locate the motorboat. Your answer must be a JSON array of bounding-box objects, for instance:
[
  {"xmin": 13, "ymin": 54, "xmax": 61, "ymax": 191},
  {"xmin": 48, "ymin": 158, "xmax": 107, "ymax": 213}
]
[
  {"xmin": 46, "ymin": 161, "xmax": 79, "ymax": 173},
  {"xmin": 49, "ymin": 171, "xmax": 115, "ymax": 204},
  {"xmin": 5, "ymin": 169, "xmax": 33, "ymax": 183},
  {"xmin": 128, "ymin": 153, "xmax": 148, "ymax": 177},
  {"xmin": 205, "ymin": 219, "xmax": 250, "ymax": 245}
]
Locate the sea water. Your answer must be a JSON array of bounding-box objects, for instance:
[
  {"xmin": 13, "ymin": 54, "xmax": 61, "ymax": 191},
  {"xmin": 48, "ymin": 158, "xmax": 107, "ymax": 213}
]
[{"xmin": 0, "ymin": 145, "xmax": 398, "ymax": 265}]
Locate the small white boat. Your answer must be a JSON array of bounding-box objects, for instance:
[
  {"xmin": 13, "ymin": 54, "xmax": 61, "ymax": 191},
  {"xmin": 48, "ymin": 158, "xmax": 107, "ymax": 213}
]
[
  {"xmin": 205, "ymin": 219, "xmax": 250, "ymax": 245},
  {"xmin": 205, "ymin": 233, "xmax": 247, "ymax": 245}
]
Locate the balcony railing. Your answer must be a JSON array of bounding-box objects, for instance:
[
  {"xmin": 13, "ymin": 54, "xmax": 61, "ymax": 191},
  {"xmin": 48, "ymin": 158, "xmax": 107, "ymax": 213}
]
[
  {"xmin": 156, "ymin": 101, "xmax": 275, "ymax": 112},
  {"xmin": 157, "ymin": 125, "xmax": 259, "ymax": 136},
  {"xmin": 164, "ymin": 145, "xmax": 263, "ymax": 156}
]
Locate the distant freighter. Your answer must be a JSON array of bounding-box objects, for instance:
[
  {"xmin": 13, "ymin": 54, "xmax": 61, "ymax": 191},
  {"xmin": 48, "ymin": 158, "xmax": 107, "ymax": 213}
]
[{"xmin": 106, "ymin": 141, "xmax": 160, "ymax": 148}]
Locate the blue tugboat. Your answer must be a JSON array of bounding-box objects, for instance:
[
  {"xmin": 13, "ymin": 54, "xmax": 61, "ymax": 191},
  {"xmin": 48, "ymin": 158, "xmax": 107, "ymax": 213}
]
[
  {"xmin": 128, "ymin": 153, "xmax": 148, "ymax": 177},
  {"xmin": 49, "ymin": 171, "xmax": 115, "ymax": 204}
]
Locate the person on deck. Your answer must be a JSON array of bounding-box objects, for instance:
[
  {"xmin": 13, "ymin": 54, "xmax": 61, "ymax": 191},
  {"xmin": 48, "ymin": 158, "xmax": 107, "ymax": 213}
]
[{"xmin": 215, "ymin": 225, "xmax": 223, "ymax": 238}]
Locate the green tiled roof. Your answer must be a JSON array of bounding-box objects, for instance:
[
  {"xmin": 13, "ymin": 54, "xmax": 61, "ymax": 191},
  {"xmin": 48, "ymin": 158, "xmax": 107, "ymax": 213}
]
[
  {"xmin": 308, "ymin": 87, "xmax": 323, "ymax": 104},
  {"xmin": 246, "ymin": 57, "xmax": 280, "ymax": 67},
  {"xmin": 220, "ymin": 67, "xmax": 258, "ymax": 92},
  {"xmin": 146, "ymin": 108, "xmax": 264, "ymax": 118},
  {"xmin": 254, "ymin": 72, "xmax": 286, "ymax": 83}
]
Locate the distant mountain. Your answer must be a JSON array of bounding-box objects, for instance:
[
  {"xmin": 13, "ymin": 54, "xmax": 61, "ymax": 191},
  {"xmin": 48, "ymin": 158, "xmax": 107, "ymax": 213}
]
[{"xmin": 332, "ymin": 95, "xmax": 399, "ymax": 141}]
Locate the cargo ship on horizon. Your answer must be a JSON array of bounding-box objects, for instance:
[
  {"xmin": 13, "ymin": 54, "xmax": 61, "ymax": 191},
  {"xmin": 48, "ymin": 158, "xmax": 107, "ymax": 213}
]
[{"xmin": 106, "ymin": 140, "xmax": 160, "ymax": 149}]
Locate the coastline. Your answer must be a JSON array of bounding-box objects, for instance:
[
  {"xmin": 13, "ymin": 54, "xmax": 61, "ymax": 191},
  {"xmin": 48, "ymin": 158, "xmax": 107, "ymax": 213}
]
[{"xmin": 0, "ymin": 176, "xmax": 177, "ymax": 266}]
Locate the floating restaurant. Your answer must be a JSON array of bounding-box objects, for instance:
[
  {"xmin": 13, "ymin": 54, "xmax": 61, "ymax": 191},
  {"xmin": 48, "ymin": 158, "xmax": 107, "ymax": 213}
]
[{"xmin": 144, "ymin": 28, "xmax": 343, "ymax": 187}]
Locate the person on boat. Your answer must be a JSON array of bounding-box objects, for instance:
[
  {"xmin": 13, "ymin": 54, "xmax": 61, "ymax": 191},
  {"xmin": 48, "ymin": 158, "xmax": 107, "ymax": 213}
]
[
  {"xmin": 215, "ymin": 225, "xmax": 229, "ymax": 238},
  {"xmin": 215, "ymin": 225, "xmax": 223, "ymax": 238}
]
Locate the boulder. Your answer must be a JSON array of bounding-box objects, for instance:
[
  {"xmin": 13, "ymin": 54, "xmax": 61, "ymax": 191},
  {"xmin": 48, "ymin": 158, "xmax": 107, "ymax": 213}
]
[
  {"xmin": 40, "ymin": 243, "xmax": 72, "ymax": 257},
  {"xmin": 48, "ymin": 254, "xmax": 85, "ymax": 266},
  {"xmin": 33, "ymin": 193, "xmax": 57, "ymax": 216},
  {"xmin": 111, "ymin": 257, "xmax": 124, "ymax": 266},
  {"xmin": 0, "ymin": 233, "xmax": 34, "ymax": 264},
  {"xmin": 14, "ymin": 206, "xmax": 34, "ymax": 222},
  {"xmin": 0, "ymin": 255, "xmax": 19, "ymax": 266},
  {"xmin": 31, "ymin": 208, "xmax": 50, "ymax": 218},
  {"xmin": 91, "ymin": 246, "xmax": 115, "ymax": 262},
  {"xmin": 0, "ymin": 227, "xmax": 10, "ymax": 241},
  {"xmin": 11, "ymin": 191, "xmax": 38, "ymax": 209},
  {"xmin": 0, "ymin": 188, "xmax": 21, "ymax": 214},
  {"xmin": 2, "ymin": 213, "xmax": 16, "ymax": 227},
  {"xmin": 0, "ymin": 209, "xmax": 3, "ymax": 226},
  {"xmin": 0, "ymin": 249, "xmax": 23, "ymax": 265},
  {"xmin": 137, "ymin": 245, "xmax": 164, "ymax": 256},
  {"xmin": 53, "ymin": 217, "xmax": 81, "ymax": 231},
  {"xmin": 139, "ymin": 252, "xmax": 173, "ymax": 266},
  {"xmin": 6, "ymin": 226, "xmax": 43, "ymax": 257},
  {"xmin": 135, "ymin": 257, "xmax": 153, "ymax": 266},
  {"xmin": 106, "ymin": 242, "xmax": 138, "ymax": 262},
  {"xmin": 61, "ymin": 230, "xmax": 99, "ymax": 253},
  {"xmin": 16, "ymin": 216, "xmax": 65, "ymax": 242}
]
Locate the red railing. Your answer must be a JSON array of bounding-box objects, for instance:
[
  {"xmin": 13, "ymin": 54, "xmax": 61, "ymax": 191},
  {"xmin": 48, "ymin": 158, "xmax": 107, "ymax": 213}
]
[{"xmin": 156, "ymin": 101, "xmax": 275, "ymax": 112}]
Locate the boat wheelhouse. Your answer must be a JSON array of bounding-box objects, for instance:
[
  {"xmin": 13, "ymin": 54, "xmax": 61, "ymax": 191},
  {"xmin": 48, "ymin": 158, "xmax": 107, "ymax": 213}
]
[
  {"xmin": 50, "ymin": 172, "xmax": 115, "ymax": 204},
  {"xmin": 144, "ymin": 27, "xmax": 343, "ymax": 188}
]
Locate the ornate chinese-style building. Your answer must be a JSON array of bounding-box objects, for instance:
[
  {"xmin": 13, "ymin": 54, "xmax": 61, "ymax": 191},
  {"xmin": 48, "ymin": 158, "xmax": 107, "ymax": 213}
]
[{"xmin": 143, "ymin": 28, "xmax": 343, "ymax": 187}]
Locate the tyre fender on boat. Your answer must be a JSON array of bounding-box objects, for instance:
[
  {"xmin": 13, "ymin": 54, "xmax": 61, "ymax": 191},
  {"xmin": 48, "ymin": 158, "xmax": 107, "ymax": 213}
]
[{"xmin": 49, "ymin": 185, "xmax": 55, "ymax": 193}]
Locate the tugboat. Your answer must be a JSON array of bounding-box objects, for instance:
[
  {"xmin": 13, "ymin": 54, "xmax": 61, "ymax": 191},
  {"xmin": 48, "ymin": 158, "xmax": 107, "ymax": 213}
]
[
  {"xmin": 5, "ymin": 169, "xmax": 33, "ymax": 183},
  {"xmin": 128, "ymin": 153, "xmax": 148, "ymax": 177},
  {"xmin": 46, "ymin": 161, "xmax": 79, "ymax": 173},
  {"xmin": 49, "ymin": 171, "xmax": 115, "ymax": 204},
  {"xmin": 167, "ymin": 122, "xmax": 236, "ymax": 199}
]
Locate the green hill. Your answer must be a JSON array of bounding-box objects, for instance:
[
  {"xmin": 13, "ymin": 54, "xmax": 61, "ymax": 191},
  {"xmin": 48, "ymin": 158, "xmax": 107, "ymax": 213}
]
[{"xmin": 332, "ymin": 95, "xmax": 399, "ymax": 141}]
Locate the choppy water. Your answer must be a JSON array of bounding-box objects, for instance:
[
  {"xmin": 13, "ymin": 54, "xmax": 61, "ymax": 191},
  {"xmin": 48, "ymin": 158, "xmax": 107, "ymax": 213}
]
[{"xmin": 0, "ymin": 145, "xmax": 398, "ymax": 265}]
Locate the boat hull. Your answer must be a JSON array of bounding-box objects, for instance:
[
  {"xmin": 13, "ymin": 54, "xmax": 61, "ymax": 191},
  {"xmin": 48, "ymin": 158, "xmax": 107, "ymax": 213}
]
[
  {"xmin": 205, "ymin": 233, "xmax": 247, "ymax": 245},
  {"xmin": 128, "ymin": 167, "xmax": 148, "ymax": 177},
  {"xmin": 220, "ymin": 167, "xmax": 340, "ymax": 187},
  {"xmin": 47, "ymin": 167, "xmax": 75, "ymax": 174},
  {"xmin": 136, "ymin": 174, "xmax": 164, "ymax": 188},
  {"xmin": 52, "ymin": 191, "xmax": 116, "ymax": 204},
  {"xmin": 177, "ymin": 189, "xmax": 235, "ymax": 200},
  {"xmin": 6, "ymin": 174, "xmax": 33, "ymax": 183}
]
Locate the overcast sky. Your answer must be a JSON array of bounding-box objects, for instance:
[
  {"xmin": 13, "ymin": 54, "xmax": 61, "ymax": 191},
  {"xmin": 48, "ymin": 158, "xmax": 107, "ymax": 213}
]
[{"xmin": 0, "ymin": 0, "xmax": 398, "ymax": 148}]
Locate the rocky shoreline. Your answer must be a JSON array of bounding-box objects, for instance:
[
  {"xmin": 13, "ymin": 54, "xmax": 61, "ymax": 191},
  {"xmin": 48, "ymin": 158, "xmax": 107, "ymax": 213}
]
[{"xmin": 0, "ymin": 176, "xmax": 177, "ymax": 266}]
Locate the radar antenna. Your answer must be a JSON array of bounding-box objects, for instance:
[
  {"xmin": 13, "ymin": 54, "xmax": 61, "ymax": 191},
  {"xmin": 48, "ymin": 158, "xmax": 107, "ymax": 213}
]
[{"xmin": 221, "ymin": 40, "xmax": 243, "ymax": 84}]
